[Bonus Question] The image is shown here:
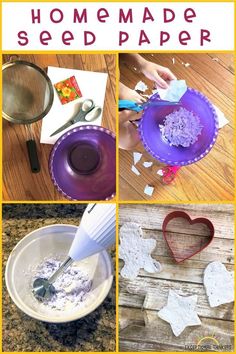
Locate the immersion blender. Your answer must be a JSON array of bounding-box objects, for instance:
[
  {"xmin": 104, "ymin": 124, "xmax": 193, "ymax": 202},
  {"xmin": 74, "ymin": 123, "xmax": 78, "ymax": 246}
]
[{"xmin": 33, "ymin": 203, "xmax": 116, "ymax": 299}]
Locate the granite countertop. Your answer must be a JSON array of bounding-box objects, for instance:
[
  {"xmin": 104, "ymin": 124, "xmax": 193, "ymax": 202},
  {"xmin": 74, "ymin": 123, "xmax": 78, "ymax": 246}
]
[{"xmin": 2, "ymin": 204, "xmax": 116, "ymax": 352}]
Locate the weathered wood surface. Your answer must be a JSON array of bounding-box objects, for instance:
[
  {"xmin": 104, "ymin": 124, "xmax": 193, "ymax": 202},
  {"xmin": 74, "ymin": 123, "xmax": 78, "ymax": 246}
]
[
  {"xmin": 119, "ymin": 53, "xmax": 234, "ymax": 201},
  {"xmin": 120, "ymin": 308, "xmax": 234, "ymax": 352},
  {"xmin": 2, "ymin": 54, "xmax": 116, "ymax": 201},
  {"xmin": 119, "ymin": 204, "xmax": 234, "ymax": 352}
]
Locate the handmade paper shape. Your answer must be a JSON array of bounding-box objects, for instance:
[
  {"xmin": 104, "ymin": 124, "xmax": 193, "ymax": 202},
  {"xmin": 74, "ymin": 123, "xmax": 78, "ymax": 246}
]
[
  {"xmin": 204, "ymin": 261, "xmax": 234, "ymax": 307},
  {"xmin": 119, "ymin": 222, "xmax": 161, "ymax": 280},
  {"xmin": 158, "ymin": 289, "xmax": 201, "ymax": 336}
]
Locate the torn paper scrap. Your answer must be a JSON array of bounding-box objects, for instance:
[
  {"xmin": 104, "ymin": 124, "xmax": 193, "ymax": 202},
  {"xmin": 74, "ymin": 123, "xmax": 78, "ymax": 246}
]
[
  {"xmin": 158, "ymin": 290, "xmax": 201, "ymax": 337},
  {"xmin": 144, "ymin": 185, "xmax": 154, "ymax": 196},
  {"xmin": 184, "ymin": 63, "xmax": 190, "ymax": 67},
  {"xmin": 152, "ymin": 88, "xmax": 166, "ymax": 98},
  {"xmin": 131, "ymin": 165, "xmax": 140, "ymax": 176},
  {"xmin": 204, "ymin": 261, "xmax": 234, "ymax": 308},
  {"xmin": 157, "ymin": 169, "xmax": 164, "ymax": 176},
  {"xmin": 213, "ymin": 104, "xmax": 229, "ymax": 128},
  {"xmin": 172, "ymin": 58, "xmax": 175, "ymax": 64},
  {"xmin": 143, "ymin": 162, "xmax": 153, "ymax": 168},
  {"xmin": 164, "ymin": 80, "xmax": 187, "ymax": 102},
  {"xmin": 152, "ymin": 80, "xmax": 187, "ymax": 103},
  {"xmin": 135, "ymin": 81, "xmax": 148, "ymax": 92},
  {"xmin": 133, "ymin": 152, "xmax": 142, "ymax": 165},
  {"xmin": 119, "ymin": 222, "xmax": 162, "ymax": 280}
]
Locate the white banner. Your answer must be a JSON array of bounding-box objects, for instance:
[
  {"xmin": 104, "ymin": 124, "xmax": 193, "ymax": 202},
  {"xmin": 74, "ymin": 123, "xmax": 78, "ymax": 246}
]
[{"xmin": 2, "ymin": 2, "xmax": 234, "ymax": 50}]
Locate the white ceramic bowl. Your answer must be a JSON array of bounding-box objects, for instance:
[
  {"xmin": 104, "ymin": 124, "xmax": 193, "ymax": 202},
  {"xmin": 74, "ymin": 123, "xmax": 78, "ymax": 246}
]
[{"xmin": 5, "ymin": 224, "xmax": 113, "ymax": 323}]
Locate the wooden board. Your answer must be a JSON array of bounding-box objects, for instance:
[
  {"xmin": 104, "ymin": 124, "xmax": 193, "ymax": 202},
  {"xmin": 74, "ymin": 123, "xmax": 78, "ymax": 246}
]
[
  {"xmin": 119, "ymin": 53, "xmax": 234, "ymax": 201},
  {"xmin": 2, "ymin": 54, "xmax": 116, "ymax": 201},
  {"xmin": 118, "ymin": 204, "xmax": 234, "ymax": 352}
]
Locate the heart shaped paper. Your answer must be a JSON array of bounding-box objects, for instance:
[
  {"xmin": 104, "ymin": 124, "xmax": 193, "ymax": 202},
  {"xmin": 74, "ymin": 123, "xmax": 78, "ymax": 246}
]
[
  {"xmin": 204, "ymin": 261, "xmax": 234, "ymax": 307},
  {"xmin": 162, "ymin": 211, "xmax": 214, "ymax": 263}
]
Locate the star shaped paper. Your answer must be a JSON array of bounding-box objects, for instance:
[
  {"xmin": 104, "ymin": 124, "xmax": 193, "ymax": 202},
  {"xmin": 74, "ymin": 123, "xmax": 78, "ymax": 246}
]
[
  {"xmin": 119, "ymin": 222, "xmax": 161, "ymax": 280},
  {"xmin": 158, "ymin": 289, "xmax": 201, "ymax": 336}
]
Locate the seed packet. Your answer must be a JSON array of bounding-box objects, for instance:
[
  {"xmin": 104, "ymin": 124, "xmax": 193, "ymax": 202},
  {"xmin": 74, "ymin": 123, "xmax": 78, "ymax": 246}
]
[{"xmin": 54, "ymin": 76, "xmax": 82, "ymax": 105}]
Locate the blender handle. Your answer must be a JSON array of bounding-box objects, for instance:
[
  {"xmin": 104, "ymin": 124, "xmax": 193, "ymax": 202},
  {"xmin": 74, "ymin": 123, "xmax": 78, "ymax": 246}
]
[{"xmin": 26, "ymin": 140, "xmax": 41, "ymax": 173}]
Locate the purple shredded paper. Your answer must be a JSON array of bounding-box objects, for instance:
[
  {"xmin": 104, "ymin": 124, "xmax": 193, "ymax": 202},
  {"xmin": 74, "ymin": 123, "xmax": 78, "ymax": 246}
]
[
  {"xmin": 159, "ymin": 107, "xmax": 203, "ymax": 147},
  {"xmin": 33, "ymin": 259, "xmax": 92, "ymax": 311}
]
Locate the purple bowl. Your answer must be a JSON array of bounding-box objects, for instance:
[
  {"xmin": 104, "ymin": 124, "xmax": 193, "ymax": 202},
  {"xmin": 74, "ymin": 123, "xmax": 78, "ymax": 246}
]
[
  {"xmin": 139, "ymin": 88, "xmax": 219, "ymax": 166},
  {"xmin": 49, "ymin": 125, "xmax": 116, "ymax": 200}
]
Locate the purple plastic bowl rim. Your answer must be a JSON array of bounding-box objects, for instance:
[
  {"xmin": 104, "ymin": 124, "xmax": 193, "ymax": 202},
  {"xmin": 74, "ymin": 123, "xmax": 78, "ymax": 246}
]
[
  {"xmin": 49, "ymin": 125, "xmax": 116, "ymax": 201},
  {"xmin": 138, "ymin": 88, "xmax": 219, "ymax": 166}
]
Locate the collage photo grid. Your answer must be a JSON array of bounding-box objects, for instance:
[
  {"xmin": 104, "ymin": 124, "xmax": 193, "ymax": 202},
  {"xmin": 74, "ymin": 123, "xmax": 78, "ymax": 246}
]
[{"xmin": 0, "ymin": 13, "xmax": 235, "ymax": 354}]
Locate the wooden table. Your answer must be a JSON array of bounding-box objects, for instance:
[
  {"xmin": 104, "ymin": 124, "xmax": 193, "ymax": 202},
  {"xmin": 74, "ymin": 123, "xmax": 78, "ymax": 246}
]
[
  {"xmin": 119, "ymin": 53, "xmax": 234, "ymax": 201},
  {"xmin": 2, "ymin": 54, "xmax": 116, "ymax": 201},
  {"xmin": 119, "ymin": 204, "xmax": 234, "ymax": 352}
]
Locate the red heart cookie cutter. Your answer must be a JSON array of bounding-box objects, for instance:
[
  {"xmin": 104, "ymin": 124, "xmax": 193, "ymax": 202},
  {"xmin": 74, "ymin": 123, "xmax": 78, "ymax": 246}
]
[{"xmin": 162, "ymin": 211, "xmax": 214, "ymax": 263}]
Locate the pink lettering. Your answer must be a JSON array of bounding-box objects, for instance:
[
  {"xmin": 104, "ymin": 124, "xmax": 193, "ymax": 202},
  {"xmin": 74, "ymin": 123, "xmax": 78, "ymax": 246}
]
[
  {"xmin": 119, "ymin": 9, "xmax": 133, "ymax": 23},
  {"xmin": 139, "ymin": 30, "xmax": 150, "ymax": 45},
  {"xmin": 160, "ymin": 31, "xmax": 170, "ymax": 46},
  {"xmin": 200, "ymin": 29, "xmax": 211, "ymax": 46},
  {"xmin": 97, "ymin": 8, "xmax": 109, "ymax": 22},
  {"xmin": 31, "ymin": 9, "xmax": 40, "ymax": 23},
  {"xmin": 40, "ymin": 31, "xmax": 52, "ymax": 45},
  {"xmin": 179, "ymin": 31, "xmax": 191, "ymax": 45},
  {"xmin": 50, "ymin": 8, "xmax": 64, "ymax": 23},
  {"xmin": 84, "ymin": 31, "xmax": 96, "ymax": 45},
  {"xmin": 184, "ymin": 8, "xmax": 196, "ymax": 22},
  {"xmin": 62, "ymin": 31, "xmax": 74, "ymax": 45},
  {"xmin": 119, "ymin": 31, "xmax": 129, "ymax": 46},
  {"xmin": 143, "ymin": 7, "xmax": 154, "ymax": 23},
  {"xmin": 163, "ymin": 8, "xmax": 175, "ymax": 23},
  {"xmin": 73, "ymin": 9, "xmax": 87, "ymax": 23},
  {"xmin": 17, "ymin": 31, "xmax": 29, "ymax": 46}
]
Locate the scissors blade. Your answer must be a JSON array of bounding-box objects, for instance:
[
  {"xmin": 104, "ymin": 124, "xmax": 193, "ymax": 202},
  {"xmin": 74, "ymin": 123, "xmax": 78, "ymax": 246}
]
[
  {"xmin": 142, "ymin": 101, "xmax": 180, "ymax": 109},
  {"xmin": 50, "ymin": 121, "xmax": 74, "ymax": 137}
]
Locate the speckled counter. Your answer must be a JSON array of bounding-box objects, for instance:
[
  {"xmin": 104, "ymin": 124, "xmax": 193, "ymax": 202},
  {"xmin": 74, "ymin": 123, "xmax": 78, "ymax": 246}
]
[{"xmin": 2, "ymin": 204, "xmax": 116, "ymax": 352}]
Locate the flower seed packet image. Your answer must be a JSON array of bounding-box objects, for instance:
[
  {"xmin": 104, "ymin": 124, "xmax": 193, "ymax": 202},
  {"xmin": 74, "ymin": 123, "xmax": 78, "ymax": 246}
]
[{"xmin": 54, "ymin": 76, "xmax": 82, "ymax": 104}]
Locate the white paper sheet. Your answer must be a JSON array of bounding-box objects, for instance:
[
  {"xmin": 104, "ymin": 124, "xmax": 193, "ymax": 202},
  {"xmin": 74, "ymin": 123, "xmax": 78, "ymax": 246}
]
[
  {"xmin": 212, "ymin": 104, "xmax": 229, "ymax": 128},
  {"xmin": 40, "ymin": 66, "xmax": 108, "ymax": 144},
  {"xmin": 152, "ymin": 80, "xmax": 187, "ymax": 102},
  {"xmin": 151, "ymin": 81, "xmax": 229, "ymax": 129}
]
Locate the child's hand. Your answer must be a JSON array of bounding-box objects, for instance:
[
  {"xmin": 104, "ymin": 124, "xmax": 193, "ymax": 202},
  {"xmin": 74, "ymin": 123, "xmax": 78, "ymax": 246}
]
[
  {"xmin": 119, "ymin": 82, "xmax": 146, "ymax": 104},
  {"xmin": 119, "ymin": 110, "xmax": 142, "ymax": 150},
  {"xmin": 140, "ymin": 61, "xmax": 176, "ymax": 89}
]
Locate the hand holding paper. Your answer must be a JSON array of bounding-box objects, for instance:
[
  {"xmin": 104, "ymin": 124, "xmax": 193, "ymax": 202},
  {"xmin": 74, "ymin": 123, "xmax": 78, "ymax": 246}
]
[{"xmin": 141, "ymin": 62, "xmax": 177, "ymax": 89}]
